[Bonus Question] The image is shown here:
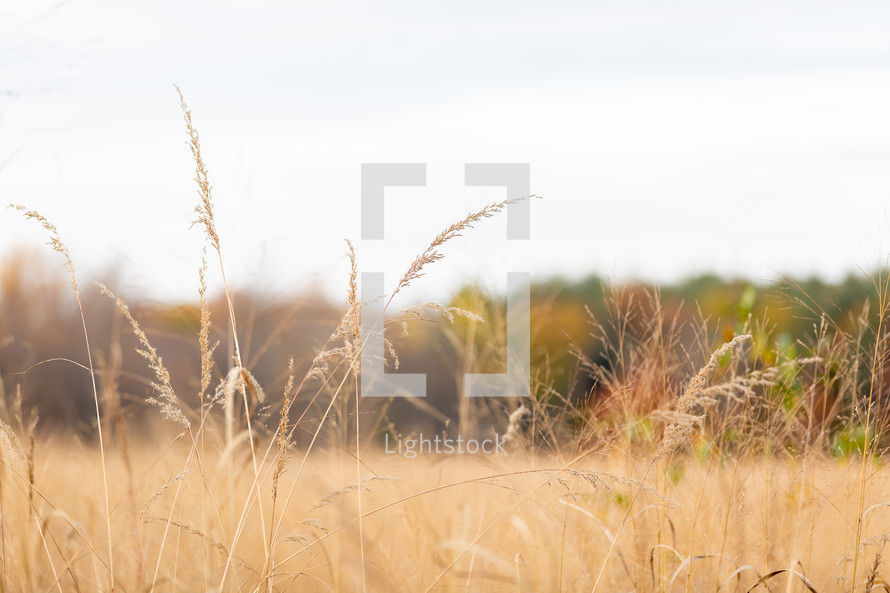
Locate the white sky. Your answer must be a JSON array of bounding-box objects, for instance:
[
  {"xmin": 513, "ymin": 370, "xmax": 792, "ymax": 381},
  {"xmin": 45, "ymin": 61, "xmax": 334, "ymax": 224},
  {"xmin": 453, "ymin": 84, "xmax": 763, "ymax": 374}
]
[{"xmin": 1, "ymin": 1, "xmax": 890, "ymax": 305}]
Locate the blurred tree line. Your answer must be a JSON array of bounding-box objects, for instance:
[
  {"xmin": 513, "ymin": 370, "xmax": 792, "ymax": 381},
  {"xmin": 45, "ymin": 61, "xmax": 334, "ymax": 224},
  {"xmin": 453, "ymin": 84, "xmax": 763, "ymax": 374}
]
[{"xmin": 0, "ymin": 247, "xmax": 884, "ymax": 440}]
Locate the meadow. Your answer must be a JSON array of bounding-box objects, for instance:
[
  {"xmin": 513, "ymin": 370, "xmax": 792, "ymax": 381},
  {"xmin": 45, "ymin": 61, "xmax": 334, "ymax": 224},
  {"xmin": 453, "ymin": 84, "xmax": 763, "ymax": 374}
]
[{"xmin": 1, "ymin": 91, "xmax": 890, "ymax": 592}]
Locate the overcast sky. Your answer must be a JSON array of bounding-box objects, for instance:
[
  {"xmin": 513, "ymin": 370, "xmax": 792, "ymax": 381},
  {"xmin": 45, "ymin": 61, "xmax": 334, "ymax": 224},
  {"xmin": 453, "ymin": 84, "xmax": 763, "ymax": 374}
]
[{"xmin": 2, "ymin": 1, "xmax": 890, "ymax": 305}]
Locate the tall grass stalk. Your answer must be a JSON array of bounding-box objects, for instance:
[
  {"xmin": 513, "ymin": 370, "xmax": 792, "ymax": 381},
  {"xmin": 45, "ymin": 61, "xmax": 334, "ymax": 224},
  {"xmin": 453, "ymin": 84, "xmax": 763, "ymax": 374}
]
[
  {"xmin": 8, "ymin": 205, "xmax": 115, "ymax": 591},
  {"xmin": 851, "ymin": 269, "xmax": 890, "ymax": 591}
]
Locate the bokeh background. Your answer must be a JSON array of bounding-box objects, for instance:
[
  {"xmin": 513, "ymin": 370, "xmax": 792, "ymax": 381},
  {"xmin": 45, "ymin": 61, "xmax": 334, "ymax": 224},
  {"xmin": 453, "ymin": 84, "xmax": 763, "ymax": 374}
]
[{"xmin": 2, "ymin": 0, "xmax": 890, "ymax": 434}]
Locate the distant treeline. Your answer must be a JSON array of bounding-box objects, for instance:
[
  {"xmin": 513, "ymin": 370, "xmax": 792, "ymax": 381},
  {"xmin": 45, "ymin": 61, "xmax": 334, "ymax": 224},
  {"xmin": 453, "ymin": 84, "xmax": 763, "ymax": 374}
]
[{"xmin": 0, "ymin": 248, "xmax": 886, "ymax": 438}]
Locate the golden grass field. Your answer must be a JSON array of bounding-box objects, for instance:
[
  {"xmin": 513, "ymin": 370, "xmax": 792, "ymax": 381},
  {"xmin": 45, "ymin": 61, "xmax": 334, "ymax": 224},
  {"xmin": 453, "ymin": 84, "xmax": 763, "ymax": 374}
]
[
  {"xmin": 2, "ymin": 89, "xmax": 890, "ymax": 592},
  {"xmin": 3, "ymin": 435, "xmax": 890, "ymax": 592}
]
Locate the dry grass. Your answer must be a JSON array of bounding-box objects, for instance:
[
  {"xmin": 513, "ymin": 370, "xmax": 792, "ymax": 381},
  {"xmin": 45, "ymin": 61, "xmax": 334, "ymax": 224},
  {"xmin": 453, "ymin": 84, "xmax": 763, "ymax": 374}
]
[
  {"xmin": 0, "ymin": 439, "xmax": 889, "ymax": 592},
  {"xmin": 2, "ymin": 89, "xmax": 890, "ymax": 592}
]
